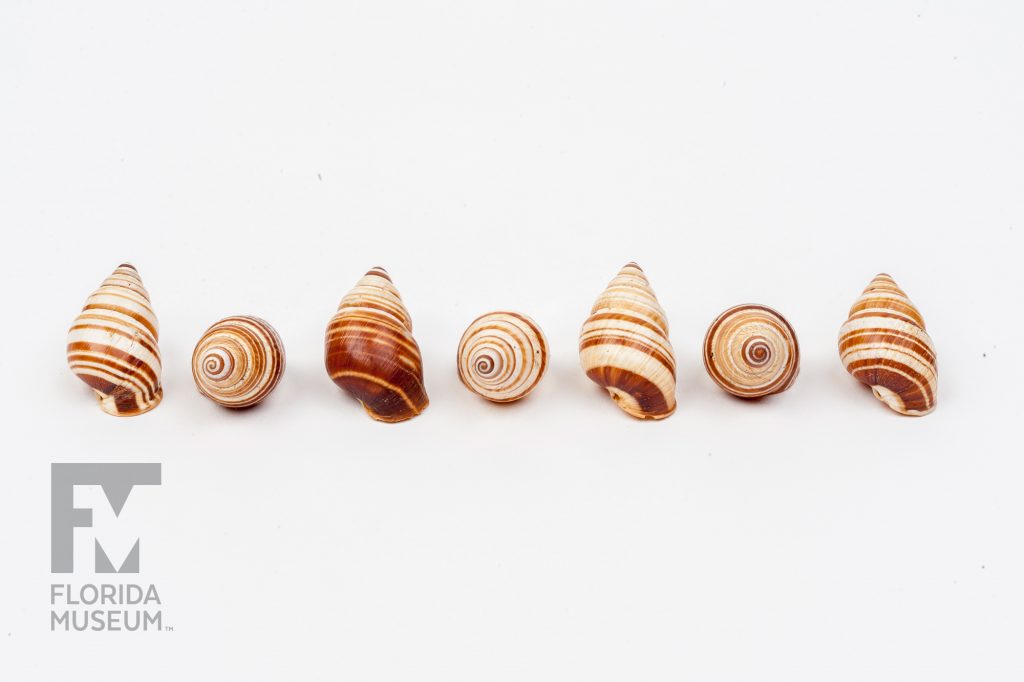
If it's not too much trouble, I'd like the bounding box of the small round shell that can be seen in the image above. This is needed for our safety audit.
[703,304,799,398]
[192,316,285,408]
[458,312,548,403]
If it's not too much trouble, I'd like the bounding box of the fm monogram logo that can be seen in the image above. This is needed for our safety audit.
[51,463,161,573]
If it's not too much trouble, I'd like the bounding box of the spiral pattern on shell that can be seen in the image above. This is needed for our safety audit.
[703,304,799,399]
[192,316,285,408]
[325,267,429,422]
[838,273,937,416]
[67,264,163,416]
[457,312,548,403]
[579,262,676,419]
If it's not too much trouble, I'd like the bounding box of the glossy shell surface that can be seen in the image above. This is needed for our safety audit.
[325,267,429,422]
[579,262,676,419]
[458,311,548,403]
[839,273,937,416]
[703,304,799,398]
[193,315,285,408]
[67,263,163,416]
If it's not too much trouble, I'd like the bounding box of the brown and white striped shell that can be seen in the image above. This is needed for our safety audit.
[457,311,548,403]
[703,304,799,399]
[839,273,937,416]
[192,316,285,408]
[66,263,162,416]
[579,262,676,419]
[325,267,429,422]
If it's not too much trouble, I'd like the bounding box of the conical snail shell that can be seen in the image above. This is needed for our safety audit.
[192,316,285,408]
[457,311,548,403]
[66,263,162,416]
[579,262,676,419]
[838,273,937,416]
[703,304,799,399]
[325,267,429,422]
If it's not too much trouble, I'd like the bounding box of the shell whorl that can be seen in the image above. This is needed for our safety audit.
[324,267,429,422]
[838,273,937,416]
[457,312,548,403]
[579,262,676,419]
[192,316,285,408]
[703,304,799,399]
[66,263,162,416]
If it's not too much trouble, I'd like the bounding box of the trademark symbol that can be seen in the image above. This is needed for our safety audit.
[163,625,174,632]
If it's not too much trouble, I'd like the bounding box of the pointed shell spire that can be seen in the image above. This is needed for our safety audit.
[579,262,676,419]
[838,273,937,416]
[66,263,163,416]
[325,267,429,422]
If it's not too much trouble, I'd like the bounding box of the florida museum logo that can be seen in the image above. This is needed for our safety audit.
[50,463,166,632]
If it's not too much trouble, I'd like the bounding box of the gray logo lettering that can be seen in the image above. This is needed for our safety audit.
[51,463,161,573]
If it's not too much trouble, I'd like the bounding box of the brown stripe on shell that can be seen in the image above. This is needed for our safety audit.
[838,273,937,416]
[66,264,162,416]
[579,262,676,419]
[325,268,428,422]
[66,342,161,388]
[68,319,160,359]
[843,359,936,413]
[838,328,936,365]
[66,353,158,406]
[578,336,675,376]
[584,366,672,418]
[82,300,159,338]
[583,311,670,341]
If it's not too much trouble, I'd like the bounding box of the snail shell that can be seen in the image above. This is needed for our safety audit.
[703,304,799,399]
[579,262,676,419]
[325,267,429,422]
[192,316,285,408]
[66,263,162,416]
[839,273,937,416]
[457,311,548,403]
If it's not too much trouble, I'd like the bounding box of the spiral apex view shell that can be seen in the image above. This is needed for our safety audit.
[458,311,548,403]
[703,304,799,399]
[579,262,676,419]
[192,316,285,408]
[325,267,429,422]
[838,273,937,416]
[66,263,163,416]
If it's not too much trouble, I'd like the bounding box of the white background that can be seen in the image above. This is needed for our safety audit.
[2,1,1022,679]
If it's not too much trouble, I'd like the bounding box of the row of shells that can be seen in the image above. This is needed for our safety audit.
[67,263,938,420]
